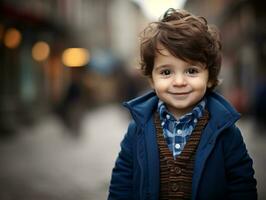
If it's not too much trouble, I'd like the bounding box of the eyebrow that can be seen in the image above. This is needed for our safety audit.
[154,63,204,70]
[188,62,206,68]
[154,64,172,70]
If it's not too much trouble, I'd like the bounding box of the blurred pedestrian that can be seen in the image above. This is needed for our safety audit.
[108,8,257,200]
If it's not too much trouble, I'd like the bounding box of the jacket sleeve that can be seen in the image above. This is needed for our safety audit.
[108,121,137,200]
[223,124,257,200]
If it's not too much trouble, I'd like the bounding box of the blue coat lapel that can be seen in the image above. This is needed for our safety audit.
[192,92,240,200]
[144,118,160,200]
[192,124,216,200]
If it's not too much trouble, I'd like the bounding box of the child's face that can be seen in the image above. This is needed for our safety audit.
[150,45,212,119]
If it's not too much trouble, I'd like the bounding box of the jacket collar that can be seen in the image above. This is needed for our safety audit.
[206,91,241,131]
[123,90,159,126]
[123,90,240,130]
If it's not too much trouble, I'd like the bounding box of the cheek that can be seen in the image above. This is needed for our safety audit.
[153,80,169,91]
[191,80,208,91]
[198,82,208,90]
[201,83,209,94]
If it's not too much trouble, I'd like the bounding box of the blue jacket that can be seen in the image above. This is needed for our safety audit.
[108,91,257,200]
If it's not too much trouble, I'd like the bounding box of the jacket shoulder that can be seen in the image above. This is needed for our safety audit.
[219,124,247,158]
[206,92,241,133]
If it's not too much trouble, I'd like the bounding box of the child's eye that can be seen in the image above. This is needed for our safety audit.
[160,69,171,76]
[186,68,199,75]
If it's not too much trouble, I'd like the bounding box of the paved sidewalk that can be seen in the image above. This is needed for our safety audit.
[0,104,129,200]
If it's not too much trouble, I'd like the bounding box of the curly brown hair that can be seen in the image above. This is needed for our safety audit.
[139,8,222,91]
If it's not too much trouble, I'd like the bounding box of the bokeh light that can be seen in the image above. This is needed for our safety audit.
[32,41,50,62]
[62,48,90,67]
[4,28,22,49]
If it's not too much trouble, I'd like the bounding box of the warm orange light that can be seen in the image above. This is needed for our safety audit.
[62,48,90,67]
[4,28,22,49]
[32,41,50,61]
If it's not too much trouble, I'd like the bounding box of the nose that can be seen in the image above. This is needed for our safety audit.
[172,74,187,87]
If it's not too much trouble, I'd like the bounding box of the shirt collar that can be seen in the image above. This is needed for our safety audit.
[157,97,206,123]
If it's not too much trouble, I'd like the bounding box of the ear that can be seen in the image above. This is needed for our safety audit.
[207,81,213,88]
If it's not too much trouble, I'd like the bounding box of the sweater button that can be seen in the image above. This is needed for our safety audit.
[167,160,174,166]
[175,167,182,175]
[171,182,180,192]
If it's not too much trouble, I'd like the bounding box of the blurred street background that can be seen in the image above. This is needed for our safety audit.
[0,0,265,199]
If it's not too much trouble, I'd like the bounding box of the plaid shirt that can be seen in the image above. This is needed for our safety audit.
[157,98,206,159]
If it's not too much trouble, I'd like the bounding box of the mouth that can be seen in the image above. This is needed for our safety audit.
[169,92,191,95]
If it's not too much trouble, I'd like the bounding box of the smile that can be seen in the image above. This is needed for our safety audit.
[169,92,191,95]
[168,92,191,100]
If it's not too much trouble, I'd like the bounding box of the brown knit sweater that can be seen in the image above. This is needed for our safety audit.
[154,110,209,200]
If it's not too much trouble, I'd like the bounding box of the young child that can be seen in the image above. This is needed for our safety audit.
[108,8,257,200]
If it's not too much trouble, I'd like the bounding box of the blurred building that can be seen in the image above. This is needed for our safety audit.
[0,0,70,134]
[0,0,148,135]
[185,0,266,122]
